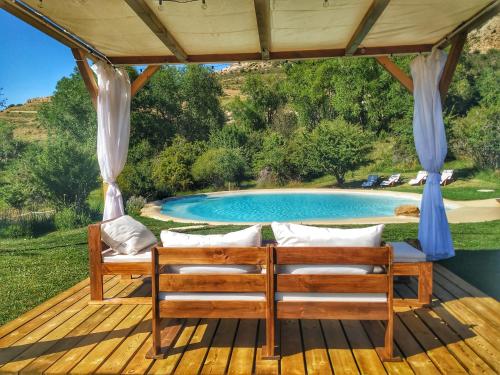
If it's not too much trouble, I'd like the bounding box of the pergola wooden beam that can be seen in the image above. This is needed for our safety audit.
[375,56,413,93]
[345,0,390,56]
[254,0,271,60]
[131,65,161,97]
[108,44,433,65]
[439,33,467,103]
[71,48,98,108]
[124,0,188,63]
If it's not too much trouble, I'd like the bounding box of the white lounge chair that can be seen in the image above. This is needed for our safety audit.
[408,171,427,186]
[441,170,454,185]
[380,174,401,187]
[361,174,379,188]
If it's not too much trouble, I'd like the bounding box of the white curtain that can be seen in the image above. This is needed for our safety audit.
[410,49,454,260]
[92,62,131,221]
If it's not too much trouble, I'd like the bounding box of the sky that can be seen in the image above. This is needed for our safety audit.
[0,9,229,106]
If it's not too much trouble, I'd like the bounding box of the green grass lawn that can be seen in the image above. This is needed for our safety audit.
[1,217,499,326]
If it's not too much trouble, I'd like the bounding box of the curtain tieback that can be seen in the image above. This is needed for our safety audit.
[426,172,441,184]
[105,181,122,199]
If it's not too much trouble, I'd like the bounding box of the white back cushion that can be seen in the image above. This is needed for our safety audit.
[271,222,384,274]
[101,215,157,256]
[160,225,262,274]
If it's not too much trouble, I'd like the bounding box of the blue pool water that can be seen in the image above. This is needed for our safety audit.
[160,192,421,223]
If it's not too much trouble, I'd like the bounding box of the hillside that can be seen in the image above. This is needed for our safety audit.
[0,97,48,141]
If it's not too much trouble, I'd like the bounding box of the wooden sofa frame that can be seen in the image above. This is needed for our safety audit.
[88,222,151,304]
[149,245,276,359]
[268,244,398,361]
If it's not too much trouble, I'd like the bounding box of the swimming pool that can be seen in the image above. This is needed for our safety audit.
[160,191,423,223]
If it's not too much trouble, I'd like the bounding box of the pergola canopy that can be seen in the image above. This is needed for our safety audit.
[1,0,498,65]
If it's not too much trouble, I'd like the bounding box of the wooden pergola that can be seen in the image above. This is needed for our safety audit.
[1,0,498,106]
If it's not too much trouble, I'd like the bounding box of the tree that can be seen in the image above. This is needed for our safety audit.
[451,106,500,169]
[38,68,97,150]
[0,121,24,170]
[253,132,294,184]
[192,148,247,189]
[151,136,205,195]
[0,88,6,109]
[2,136,99,208]
[311,119,373,185]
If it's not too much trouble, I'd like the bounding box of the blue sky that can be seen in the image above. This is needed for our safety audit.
[0,9,228,106]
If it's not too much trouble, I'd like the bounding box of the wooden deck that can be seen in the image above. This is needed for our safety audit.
[0,264,498,374]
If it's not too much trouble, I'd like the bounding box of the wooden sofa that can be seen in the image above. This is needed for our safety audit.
[149,245,276,359]
[88,222,152,304]
[268,244,397,361]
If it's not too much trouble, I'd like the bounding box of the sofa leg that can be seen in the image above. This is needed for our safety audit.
[262,318,279,360]
[147,318,183,359]
[377,319,401,362]
[419,263,433,305]
[90,273,104,302]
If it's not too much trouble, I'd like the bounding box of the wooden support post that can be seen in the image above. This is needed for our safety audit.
[345,0,390,56]
[375,56,413,93]
[131,65,161,97]
[254,0,271,60]
[124,0,188,62]
[439,33,467,103]
[72,48,98,108]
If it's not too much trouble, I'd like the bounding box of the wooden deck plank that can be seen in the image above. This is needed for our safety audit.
[19,281,142,374]
[406,278,500,372]
[280,320,306,375]
[254,319,279,374]
[0,276,119,353]
[301,319,332,374]
[200,318,239,375]
[0,277,94,340]
[173,318,219,374]
[121,334,155,374]
[321,320,360,375]
[0,278,123,369]
[94,311,153,374]
[68,304,151,374]
[45,304,137,374]
[341,320,386,375]
[433,271,500,329]
[361,320,414,375]
[227,319,259,375]
[147,318,199,374]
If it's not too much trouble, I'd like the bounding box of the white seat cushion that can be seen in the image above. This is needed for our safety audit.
[102,248,151,263]
[159,292,265,301]
[390,242,427,262]
[101,215,157,255]
[272,222,384,274]
[275,293,387,302]
[160,225,262,274]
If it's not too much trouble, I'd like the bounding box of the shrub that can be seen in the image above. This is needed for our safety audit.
[54,206,92,231]
[192,148,247,189]
[152,136,205,195]
[0,209,55,238]
[311,119,373,185]
[253,132,293,185]
[126,195,147,216]
[451,106,500,169]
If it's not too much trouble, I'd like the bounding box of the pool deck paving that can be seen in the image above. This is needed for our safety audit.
[142,189,500,225]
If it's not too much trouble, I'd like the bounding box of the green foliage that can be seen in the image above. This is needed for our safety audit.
[451,105,500,169]
[54,205,92,231]
[131,65,224,149]
[311,119,373,185]
[0,120,24,169]
[152,136,205,195]
[192,148,247,188]
[38,69,96,150]
[283,58,412,132]
[389,118,418,166]
[118,140,157,199]
[253,132,293,185]
[126,195,147,216]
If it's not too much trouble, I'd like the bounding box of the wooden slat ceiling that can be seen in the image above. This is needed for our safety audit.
[0,0,498,65]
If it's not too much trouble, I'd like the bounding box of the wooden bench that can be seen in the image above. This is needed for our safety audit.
[392,240,433,306]
[88,223,151,304]
[149,245,276,359]
[269,244,398,361]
